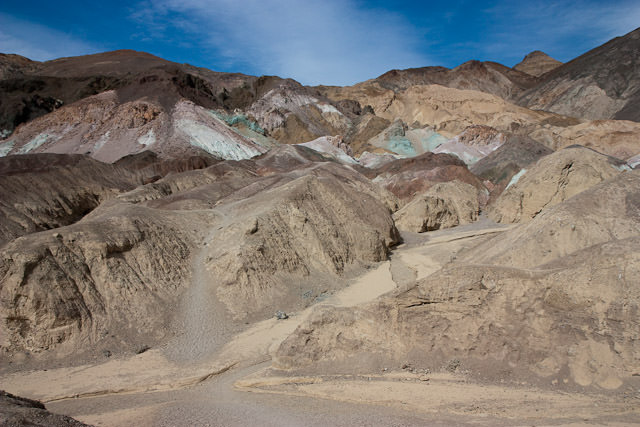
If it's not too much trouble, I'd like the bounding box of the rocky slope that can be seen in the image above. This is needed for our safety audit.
[471,170,640,267]
[0,150,399,361]
[0,154,145,246]
[203,162,399,320]
[274,171,640,390]
[488,145,629,223]
[366,151,486,204]
[346,59,539,101]
[0,50,363,162]
[0,390,89,426]
[519,27,640,121]
[470,134,554,198]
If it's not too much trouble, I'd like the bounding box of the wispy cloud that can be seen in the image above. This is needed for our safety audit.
[132,0,430,85]
[0,13,100,61]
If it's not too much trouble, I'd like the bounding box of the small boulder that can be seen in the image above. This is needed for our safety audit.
[275,311,289,320]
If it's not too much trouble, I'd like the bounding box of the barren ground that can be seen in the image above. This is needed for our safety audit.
[2,218,638,426]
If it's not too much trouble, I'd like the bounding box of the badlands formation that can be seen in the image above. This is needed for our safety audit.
[0,28,639,426]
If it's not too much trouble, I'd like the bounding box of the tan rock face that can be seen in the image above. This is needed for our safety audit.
[274,171,640,389]
[205,162,400,319]
[275,237,640,389]
[0,203,198,356]
[488,146,628,223]
[513,51,563,77]
[393,181,479,232]
[470,170,640,268]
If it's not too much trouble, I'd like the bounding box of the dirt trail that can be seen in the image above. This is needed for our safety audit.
[162,208,239,364]
[235,369,638,425]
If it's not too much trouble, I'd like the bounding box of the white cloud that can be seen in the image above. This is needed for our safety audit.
[133,0,431,85]
[0,13,99,61]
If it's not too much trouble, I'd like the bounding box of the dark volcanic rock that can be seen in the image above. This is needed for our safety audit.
[470,134,554,198]
[0,390,89,426]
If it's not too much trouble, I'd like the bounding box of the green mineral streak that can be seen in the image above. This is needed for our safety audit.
[211,111,265,135]
[387,136,417,157]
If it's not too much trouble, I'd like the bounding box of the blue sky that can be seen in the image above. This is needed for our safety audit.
[1,0,639,85]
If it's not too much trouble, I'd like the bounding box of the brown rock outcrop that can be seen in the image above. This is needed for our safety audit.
[488,145,628,223]
[470,134,553,187]
[0,390,89,426]
[393,181,479,232]
[0,154,147,246]
[369,151,485,204]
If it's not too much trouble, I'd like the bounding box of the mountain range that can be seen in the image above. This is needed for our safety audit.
[0,26,639,427]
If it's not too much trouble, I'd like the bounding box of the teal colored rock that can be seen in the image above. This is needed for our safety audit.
[387,136,417,157]
[211,111,265,135]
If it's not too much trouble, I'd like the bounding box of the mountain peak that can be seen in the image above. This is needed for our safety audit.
[513,51,562,77]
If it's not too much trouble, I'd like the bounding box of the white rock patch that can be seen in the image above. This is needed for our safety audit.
[178,119,262,160]
[94,131,111,151]
[137,129,156,147]
[17,133,50,154]
[0,140,15,157]
[506,169,527,190]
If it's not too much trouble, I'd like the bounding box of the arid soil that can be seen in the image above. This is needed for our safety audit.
[3,220,638,426]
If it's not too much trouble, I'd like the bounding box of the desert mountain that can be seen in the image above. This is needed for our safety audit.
[0,50,360,162]
[1,27,640,426]
[519,27,640,121]
[359,59,539,100]
[3,36,640,166]
[513,50,563,77]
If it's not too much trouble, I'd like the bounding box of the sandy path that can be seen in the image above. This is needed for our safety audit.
[163,208,239,363]
[51,363,462,427]
[235,370,639,425]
